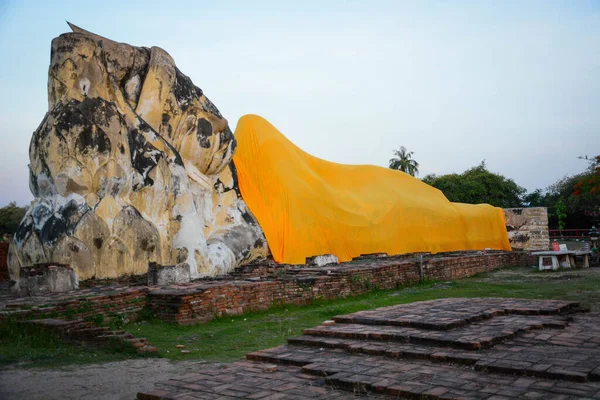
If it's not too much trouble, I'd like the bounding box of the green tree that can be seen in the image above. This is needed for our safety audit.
[421,161,526,208]
[523,189,544,207]
[0,202,28,236]
[574,155,600,200]
[555,199,567,231]
[389,146,419,177]
[524,156,600,229]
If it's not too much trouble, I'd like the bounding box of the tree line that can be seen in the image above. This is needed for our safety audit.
[389,147,600,229]
[0,202,28,237]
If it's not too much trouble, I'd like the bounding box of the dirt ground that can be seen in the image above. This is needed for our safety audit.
[0,359,219,400]
[475,264,600,282]
[471,266,600,311]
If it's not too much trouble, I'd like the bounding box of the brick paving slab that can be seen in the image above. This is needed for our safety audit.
[255,336,600,383]
[509,313,600,349]
[139,298,600,399]
[299,356,600,399]
[333,298,580,330]
[304,314,571,350]
[138,362,388,399]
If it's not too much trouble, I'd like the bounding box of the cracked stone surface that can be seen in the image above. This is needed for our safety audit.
[9,23,268,285]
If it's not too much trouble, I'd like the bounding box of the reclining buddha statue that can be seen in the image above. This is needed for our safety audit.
[7,24,510,286]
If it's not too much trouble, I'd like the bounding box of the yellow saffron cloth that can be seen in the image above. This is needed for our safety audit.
[233,115,511,264]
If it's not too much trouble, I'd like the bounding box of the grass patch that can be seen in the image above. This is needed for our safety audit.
[0,321,145,368]
[130,267,600,362]
[3,266,600,367]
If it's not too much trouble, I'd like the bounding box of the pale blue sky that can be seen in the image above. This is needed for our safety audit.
[0,0,598,206]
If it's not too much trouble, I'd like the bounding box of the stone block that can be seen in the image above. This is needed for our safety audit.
[358,253,388,258]
[263,364,278,373]
[306,254,338,266]
[17,264,78,295]
[147,262,191,286]
[504,207,549,251]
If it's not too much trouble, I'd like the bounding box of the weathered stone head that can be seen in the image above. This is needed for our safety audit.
[9,23,268,287]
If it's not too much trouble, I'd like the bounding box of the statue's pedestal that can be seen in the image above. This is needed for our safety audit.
[17,265,79,295]
[147,262,191,286]
[306,254,338,267]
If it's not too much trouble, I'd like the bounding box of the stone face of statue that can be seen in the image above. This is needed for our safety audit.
[8,24,269,286]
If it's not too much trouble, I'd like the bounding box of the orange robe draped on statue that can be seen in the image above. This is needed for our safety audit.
[233,115,511,264]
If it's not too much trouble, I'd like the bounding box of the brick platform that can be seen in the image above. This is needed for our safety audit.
[139,298,600,399]
[1,251,534,327]
[25,318,157,354]
[0,284,147,323]
[0,285,156,354]
[147,251,535,325]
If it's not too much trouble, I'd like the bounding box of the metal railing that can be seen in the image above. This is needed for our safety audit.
[549,229,592,239]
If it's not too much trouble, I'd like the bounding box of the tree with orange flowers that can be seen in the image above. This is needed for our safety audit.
[521,155,599,229]
[574,155,600,198]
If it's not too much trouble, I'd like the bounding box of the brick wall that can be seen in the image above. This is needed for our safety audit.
[0,288,147,323]
[148,251,535,325]
[504,207,550,251]
[2,251,536,326]
[0,242,9,282]
[423,252,534,281]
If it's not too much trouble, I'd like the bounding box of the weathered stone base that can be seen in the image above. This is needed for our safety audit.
[140,298,600,399]
[305,254,338,266]
[504,207,550,251]
[17,264,78,296]
[147,262,191,286]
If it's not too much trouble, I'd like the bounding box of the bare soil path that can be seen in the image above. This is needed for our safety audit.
[0,359,218,400]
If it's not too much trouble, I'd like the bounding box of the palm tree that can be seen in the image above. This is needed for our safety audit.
[389,146,419,176]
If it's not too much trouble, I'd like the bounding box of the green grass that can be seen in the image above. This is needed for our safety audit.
[3,265,600,367]
[0,321,148,368]
[130,266,600,362]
